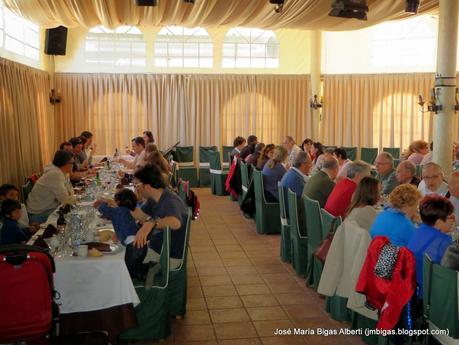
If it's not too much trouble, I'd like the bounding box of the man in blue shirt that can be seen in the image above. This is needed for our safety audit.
[132,164,188,269]
[280,151,312,198]
[407,195,454,293]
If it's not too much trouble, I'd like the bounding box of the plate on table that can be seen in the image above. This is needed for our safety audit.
[79,201,94,207]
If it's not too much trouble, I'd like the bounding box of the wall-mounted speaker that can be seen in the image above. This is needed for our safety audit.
[44,26,68,55]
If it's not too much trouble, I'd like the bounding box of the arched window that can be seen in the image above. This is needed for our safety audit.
[0,3,39,61]
[222,28,279,69]
[85,25,146,67]
[154,26,213,68]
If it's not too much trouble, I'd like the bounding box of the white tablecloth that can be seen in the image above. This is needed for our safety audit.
[54,249,140,314]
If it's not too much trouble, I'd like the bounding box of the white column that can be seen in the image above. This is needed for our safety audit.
[433,0,458,174]
[310,30,322,140]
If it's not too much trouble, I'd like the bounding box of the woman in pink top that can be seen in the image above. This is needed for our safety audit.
[403,140,429,165]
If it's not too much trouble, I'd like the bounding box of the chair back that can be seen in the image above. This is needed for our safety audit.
[21,180,33,204]
[278,183,287,220]
[288,189,306,239]
[156,228,171,289]
[208,150,222,171]
[199,146,218,164]
[422,255,459,338]
[302,195,324,248]
[320,209,342,237]
[416,164,422,178]
[383,147,400,159]
[342,147,357,161]
[253,169,268,204]
[240,162,250,194]
[393,158,400,168]
[174,146,194,163]
[360,148,378,165]
[222,146,233,163]
[172,209,192,272]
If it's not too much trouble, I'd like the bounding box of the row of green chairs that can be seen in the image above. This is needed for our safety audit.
[324,147,400,165]
[121,208,192,341]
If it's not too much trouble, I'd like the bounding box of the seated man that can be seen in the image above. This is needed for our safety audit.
[282,136,302,169]
[304,157,339,208]
[118,137,147,170]
[280,151,312,198]
[325,160,371,217]
[132,164,188,270]
[396,160,420,187]
[375,152,398,195]
[418,162,448,197]
[407,195,454,293]
[27,150,75,224]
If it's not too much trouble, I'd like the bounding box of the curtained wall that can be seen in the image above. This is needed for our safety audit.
[0,58,53,187]
[54,73,312,156]
[322,73,437,151]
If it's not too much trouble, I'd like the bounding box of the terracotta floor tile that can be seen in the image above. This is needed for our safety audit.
[267,282,307,294]
[261,337,306,345]
[197,266,229,276]
[206,296,243,309]
[254,265,289,274]
[188,286,204,298]
[182,310,212,325]
[219,339,263,345]
[175,342,218,345]
[261,273,296,283]
[217,245,245,252]
[188,275,201,287]
[200,274,232,286]
[236,284,271,296]
[253,320,295,337]
[202,284,238,297]
[246,306,289,321]
[195,260,226,268]
[191,245,218,253]
[214,322,258,340]
[173,324,216,341]
[241,294,280,308]
[220,251,250,259]
[283,304,328,320]
[226,266,258,275]
[209,308,251,323]
[274,293,316,306]
[231,274,264,285]
[187,297,207,311]
[223,258,254,267]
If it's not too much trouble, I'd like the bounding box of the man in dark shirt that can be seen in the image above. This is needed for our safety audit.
[132,164,188,269]
[240,135,258,161]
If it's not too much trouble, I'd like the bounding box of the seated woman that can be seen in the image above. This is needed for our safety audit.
[262,146,288,202]
[145,153,171,186]
[231,136,246,158]
[245,142,265,166]
[345,176,380,231]
[370,184,422,246]
[0,199,37,245]
[407,195,454,292]
[143,130,155,145]
[256,144,275,170]
[301,138,314,160]
[402,140,429,165]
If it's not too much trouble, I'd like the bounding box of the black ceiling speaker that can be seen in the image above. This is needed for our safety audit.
[329,0,369,20]
[44,26,68,55]
[135,0,158,5]
[405,0,420,13]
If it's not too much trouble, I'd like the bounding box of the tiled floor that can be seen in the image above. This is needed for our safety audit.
[148,188,366,345]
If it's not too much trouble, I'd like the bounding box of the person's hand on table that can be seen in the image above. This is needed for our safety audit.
[133,222,155,248]
[93,200,103,209]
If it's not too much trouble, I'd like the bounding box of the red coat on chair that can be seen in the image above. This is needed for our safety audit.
[355,236,416,330]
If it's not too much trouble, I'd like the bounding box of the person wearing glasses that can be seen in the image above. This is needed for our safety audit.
[27,150,75,224]
[418,162,448,197]
[374,152,398,195]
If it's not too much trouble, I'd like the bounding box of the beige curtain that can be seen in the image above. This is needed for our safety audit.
[322,73,435,151]
[54,73,312,156]
[4,0,438,30]
[0,58,53,188]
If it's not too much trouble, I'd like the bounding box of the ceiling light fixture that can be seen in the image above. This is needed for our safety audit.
[328,0,369,20]
[405,0,420,13]
[269,0,285,13]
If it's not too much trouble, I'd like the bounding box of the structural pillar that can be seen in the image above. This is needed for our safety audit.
[310,30,322,140]
[433,0,458,174]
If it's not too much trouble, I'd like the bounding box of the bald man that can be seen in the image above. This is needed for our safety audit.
[418,162,449,197]
[448,171,459,223]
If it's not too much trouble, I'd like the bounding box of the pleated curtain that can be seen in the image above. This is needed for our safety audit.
[54,74,313,156]
[0,58,53,188]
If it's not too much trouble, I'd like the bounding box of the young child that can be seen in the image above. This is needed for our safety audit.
[0,199,37,245]
[0,184,30,228]
[94,189,147,280]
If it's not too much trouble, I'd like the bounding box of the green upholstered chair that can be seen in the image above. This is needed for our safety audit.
[423,255,459,340]
[120,228,171,341]
[383,147,400,159]
[360,148,378,165]
[342,147,357,161]
[21,180,33,203]
[208,150,229,196]
[174,146,198,187]
[168,209,192,318]
[240,162,250,200]
[199,146,217,187]
[252,169,281,234]
[416,164,422,178]
[278,184,291,263]
[393,159,400,168]
[302,195,325,289]
[288,189,309,277]
[222,146,233,169]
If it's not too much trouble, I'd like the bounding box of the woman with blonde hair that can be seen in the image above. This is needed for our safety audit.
[370,184,422,246]
[144,150,171,186]
[401,140,429,165]
[261,145,288,202]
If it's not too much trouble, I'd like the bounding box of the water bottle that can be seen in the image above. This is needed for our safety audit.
[57,210,67,233]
